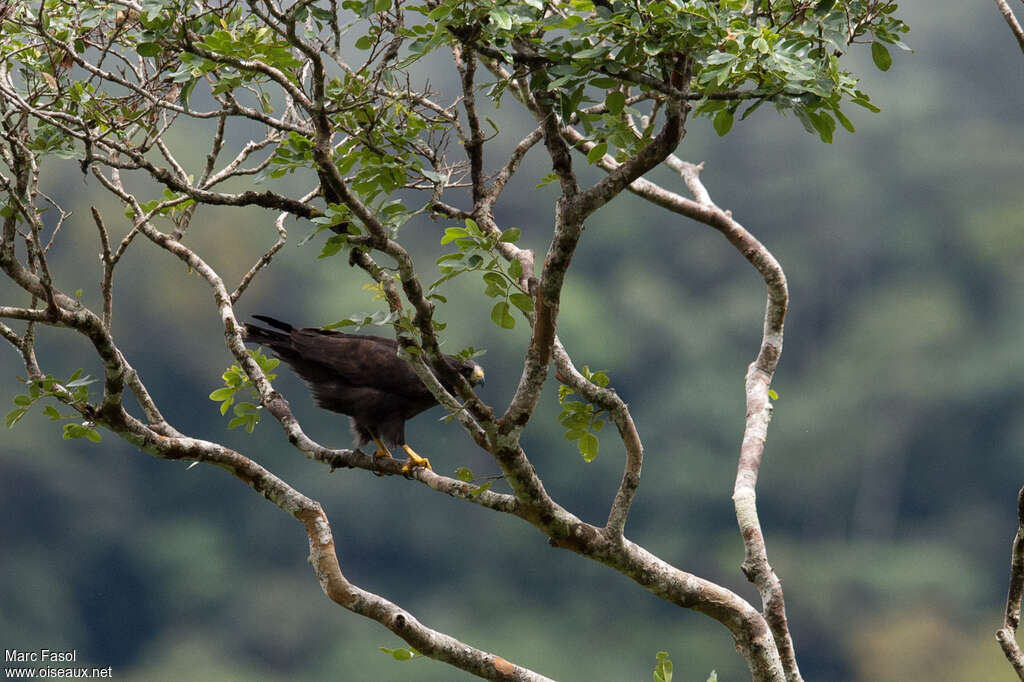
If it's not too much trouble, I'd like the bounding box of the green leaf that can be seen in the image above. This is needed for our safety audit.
[233,401,258,416]
[489,9,513,30]
[587,141,608,164]
[43,405,62,420]
[871,41,892,71]
[768,388,779,400]
[482,271,507,290]
[713,109,734,136]
[809,110,836,143]
[469,480,493,498]
[833,107,855,133]
[137,42,162,57]
[5,408,27,428]
[572,46,608,60]
[814,0,836,15]
[455,466,474,482]
[441,227,469,244]
[490,301,515,329]
[578,433,599,462]
[499,227,522,243]
[654,651,674,682]
[851,96,881,113]
[379,647,419,661]
[62,423,101,442]
[605,90,626,115]
[209,387,235,401]
[13,394,32,407]
[509,292,534,313]
[228,415,250,430]
[318,234,348,258]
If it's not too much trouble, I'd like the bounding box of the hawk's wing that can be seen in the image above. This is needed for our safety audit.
[286,328,434,400]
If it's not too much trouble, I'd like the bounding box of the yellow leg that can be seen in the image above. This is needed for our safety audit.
[371,435,394,460]
[400,444,432,473]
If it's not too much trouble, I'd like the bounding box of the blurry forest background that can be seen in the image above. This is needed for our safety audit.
[2,3,1024,681]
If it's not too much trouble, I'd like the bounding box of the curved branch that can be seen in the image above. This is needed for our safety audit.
[552,338,643,537]
[107,400,550,681]
[559,127,799,680]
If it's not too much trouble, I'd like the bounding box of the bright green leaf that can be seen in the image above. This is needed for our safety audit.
[209,387,235,401]
[379,646,419,660]
[578,433,599,462]
[469,481,493,498]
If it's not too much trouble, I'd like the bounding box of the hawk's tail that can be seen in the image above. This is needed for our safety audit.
[243,315,293,347]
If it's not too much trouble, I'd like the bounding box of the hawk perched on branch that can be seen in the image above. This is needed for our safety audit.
[243,315,484,472]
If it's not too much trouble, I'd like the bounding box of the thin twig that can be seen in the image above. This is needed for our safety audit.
[91,207,115,329]
[998,485,1024,679]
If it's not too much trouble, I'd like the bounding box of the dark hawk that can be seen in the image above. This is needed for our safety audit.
[243,315,484,472]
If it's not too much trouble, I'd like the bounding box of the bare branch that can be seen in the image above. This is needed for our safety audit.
[90,207,115,329]
[999,485,1024,680]
[994,0,1024,55]
[454,43,486,205]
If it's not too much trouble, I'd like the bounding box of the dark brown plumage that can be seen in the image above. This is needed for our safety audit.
[243,315,484,471]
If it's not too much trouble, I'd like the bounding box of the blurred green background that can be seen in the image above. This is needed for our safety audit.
[2,3,1023,680]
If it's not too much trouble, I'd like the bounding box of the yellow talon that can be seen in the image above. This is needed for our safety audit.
[400,444,431,473]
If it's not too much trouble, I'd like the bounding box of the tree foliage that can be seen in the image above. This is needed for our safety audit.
[0,1,908,680]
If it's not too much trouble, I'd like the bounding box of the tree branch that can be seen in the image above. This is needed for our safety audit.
[998,485,1024,680]
[994,0,1024,55]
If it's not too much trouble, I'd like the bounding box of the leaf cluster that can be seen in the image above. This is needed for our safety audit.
[653,651,673,682]
[397,0,908,145]
[454,465,495,498]
[208,349,279,433]
[557,366,610,462]
[432,219,532,330]
[5,370,101,441]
